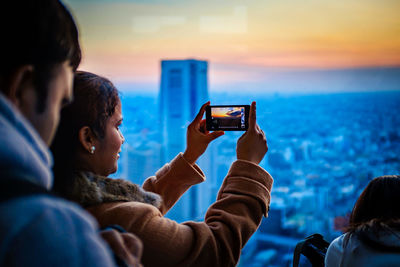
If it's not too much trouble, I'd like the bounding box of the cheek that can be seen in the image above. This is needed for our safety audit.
[40,102,61,145]
[112,130,123,150]
[109,131,122,172]
[47,100,62,140]
[47,111,59,138]
[103,130,123,158]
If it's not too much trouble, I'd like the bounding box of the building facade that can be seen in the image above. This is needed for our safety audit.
[159,59,212,221]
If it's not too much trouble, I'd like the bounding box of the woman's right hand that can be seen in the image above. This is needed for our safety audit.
[236,101,268,164]
[183,101,224,165]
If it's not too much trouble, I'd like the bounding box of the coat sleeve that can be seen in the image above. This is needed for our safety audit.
[142,153,205,214]
[87,160,273,267]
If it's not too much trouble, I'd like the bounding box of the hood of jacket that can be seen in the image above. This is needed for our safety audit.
[345,220,400,250]
[67,171,161,208]
[357,228,400,250]
[0,93,52,188]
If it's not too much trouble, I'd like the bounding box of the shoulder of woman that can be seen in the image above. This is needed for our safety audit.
[86,201,163,229]
[87,201,161,217]
[329,234,346,249]
[325,234,347,266]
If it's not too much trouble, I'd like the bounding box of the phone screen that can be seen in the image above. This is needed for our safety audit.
[206,105,249,131]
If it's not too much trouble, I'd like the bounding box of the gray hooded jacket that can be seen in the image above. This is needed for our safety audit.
[326,231,400,267]
[0,93,116,266]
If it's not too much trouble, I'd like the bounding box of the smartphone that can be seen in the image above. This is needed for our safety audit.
[206,105,250,131]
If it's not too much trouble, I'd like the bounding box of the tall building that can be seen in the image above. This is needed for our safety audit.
[159,59,211,221]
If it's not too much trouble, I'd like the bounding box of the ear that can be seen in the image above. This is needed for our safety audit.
[78,126,97,154]
[4,65,35,109]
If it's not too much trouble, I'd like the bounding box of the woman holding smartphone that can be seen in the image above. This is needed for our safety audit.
[51,70,273,267]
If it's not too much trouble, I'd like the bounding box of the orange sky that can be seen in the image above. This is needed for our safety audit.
[64,0,400,91]
[212,107,243,118]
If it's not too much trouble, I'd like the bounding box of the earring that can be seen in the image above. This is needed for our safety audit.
[90,146,96,154]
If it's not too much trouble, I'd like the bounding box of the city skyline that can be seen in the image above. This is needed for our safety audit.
[113,90,400,266]
[59,2,400,264]
[64,0,400,93]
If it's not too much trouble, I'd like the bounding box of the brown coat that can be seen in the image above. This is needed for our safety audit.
[73,153,273,267]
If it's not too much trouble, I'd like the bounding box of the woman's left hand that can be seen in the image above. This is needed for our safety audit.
[183,101,224,165]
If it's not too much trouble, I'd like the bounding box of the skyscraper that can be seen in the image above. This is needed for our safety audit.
[159,59,210,221]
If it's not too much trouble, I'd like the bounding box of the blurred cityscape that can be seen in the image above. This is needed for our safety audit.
[113,64,400,266]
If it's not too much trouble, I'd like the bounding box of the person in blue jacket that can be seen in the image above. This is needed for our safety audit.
[0,1,141,266]
[326,175,400,266]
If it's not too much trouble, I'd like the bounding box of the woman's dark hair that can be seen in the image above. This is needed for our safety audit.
[0,0,81,113]
[346,175,400,236]
[345,175,400,250]
[51,71,120,196]
[349,175,400,228]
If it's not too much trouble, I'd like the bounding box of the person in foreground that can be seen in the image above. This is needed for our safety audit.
[325,175,400,267]
[51,70,273,267]
[0,1,142,266]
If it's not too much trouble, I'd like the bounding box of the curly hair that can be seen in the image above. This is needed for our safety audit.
[51,71,120,195]
[69,71,120,139]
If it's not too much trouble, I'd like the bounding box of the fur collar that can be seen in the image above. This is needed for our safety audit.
[68,171,161,208]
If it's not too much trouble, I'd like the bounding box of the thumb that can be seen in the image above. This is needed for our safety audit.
[207,131,224,142]
[248,101,256,131]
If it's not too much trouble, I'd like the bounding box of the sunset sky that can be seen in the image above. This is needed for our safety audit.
[64,0,400,93]
[212,107,243,118]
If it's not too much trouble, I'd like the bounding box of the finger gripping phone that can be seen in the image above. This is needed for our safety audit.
[206,105,250,131]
